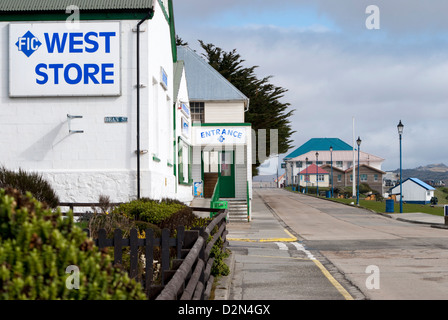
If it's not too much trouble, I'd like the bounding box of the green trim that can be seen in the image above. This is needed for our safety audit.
[173,104,177,177]
[157,0,170,22]
[192,122,251,127]
[177,137,193,186]
[153,155,161,162]
[167,0,177,63]
[167,162,173,167]
[0,10,154,21]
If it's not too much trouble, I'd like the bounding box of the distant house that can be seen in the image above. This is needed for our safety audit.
[275,173,286,187]
[284,137,385,194]
[390,178,435,204]
[344,165,386,195]
[297,164,330,188]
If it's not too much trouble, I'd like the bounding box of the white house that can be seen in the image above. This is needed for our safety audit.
[177,45,252,220]
[0,1,192,203]
[284,138,384,186]
[390,178,435,204]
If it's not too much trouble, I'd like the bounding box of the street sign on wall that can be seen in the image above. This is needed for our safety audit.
[9,22,121,97]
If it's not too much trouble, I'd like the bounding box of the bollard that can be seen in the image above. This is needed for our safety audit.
[444,205,448,225]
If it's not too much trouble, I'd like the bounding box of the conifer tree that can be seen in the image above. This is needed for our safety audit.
[198,40,295,175]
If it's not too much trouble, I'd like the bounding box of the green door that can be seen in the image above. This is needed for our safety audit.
[219,151,235,198]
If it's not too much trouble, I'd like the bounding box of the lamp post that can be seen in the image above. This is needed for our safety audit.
[315,152,319,196]
[397,120,404,213]
[356,137,361,206]
[305,157,309,194]
[330,146,333,198]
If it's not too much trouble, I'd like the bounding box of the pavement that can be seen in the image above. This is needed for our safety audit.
[212,190,448,300]
[388,211,447,227]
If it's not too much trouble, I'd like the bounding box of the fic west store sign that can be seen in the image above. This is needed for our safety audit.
[9,22,121,97]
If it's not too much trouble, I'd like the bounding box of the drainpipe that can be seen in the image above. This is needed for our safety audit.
[136,9,153,199]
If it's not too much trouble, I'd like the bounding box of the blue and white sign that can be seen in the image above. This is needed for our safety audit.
[195,126,247,145]
[160,67,168,90]
[179,102,190,118]
[193,181,203,197]
[9,22,121,97]
[181,117,189,137]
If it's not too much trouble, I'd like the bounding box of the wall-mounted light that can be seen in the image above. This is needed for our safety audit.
[67,114,84,133]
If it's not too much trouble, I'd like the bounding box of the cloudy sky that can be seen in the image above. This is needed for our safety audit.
[173,0,448,174]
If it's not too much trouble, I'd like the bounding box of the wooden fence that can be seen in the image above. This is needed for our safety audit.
[83,207,228,300]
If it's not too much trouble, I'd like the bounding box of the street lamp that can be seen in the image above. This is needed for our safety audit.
[356,136,362,206]
[398,120,404,213]
[290,161,294,189]
[330,146,333,198]
[316,152,319,196]
[305,157,308,194]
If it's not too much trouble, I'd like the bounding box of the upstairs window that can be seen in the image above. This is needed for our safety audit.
[190,102,204,123]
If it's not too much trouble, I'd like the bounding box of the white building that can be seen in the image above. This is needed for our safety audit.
[177,45,252,220]
[0,1,193,203]
[284,138,385,194]
[390,178,435,204]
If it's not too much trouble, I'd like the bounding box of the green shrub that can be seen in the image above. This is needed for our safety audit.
[0,166,59,208]
[0,188,146,300]
[112,198,185,225]
[209,237,229,277]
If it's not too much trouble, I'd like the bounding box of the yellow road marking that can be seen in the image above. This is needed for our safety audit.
[312,259,354,300]
[227,229,297,243]
[227,229,354,300]
[249,254,309,261]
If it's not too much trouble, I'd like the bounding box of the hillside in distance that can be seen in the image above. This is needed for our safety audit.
[393,163,448,182]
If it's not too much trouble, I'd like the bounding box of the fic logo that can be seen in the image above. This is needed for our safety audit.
[15,31,42,57]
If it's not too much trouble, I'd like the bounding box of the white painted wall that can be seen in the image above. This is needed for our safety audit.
[395,180,434,203]
[204,102,245,123]
[0,2,181,203]
[174,65,194,203]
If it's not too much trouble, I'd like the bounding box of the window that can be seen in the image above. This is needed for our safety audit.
[221,152,232,177]
[296,161,302,168]
[337,174,342,182]
[190,102,204,123]
[336,161,343,167]
[361,174,368,182]
[374,174,378,182]
[178,138,192,185]
[318,174,325,182]
[203,150,219,173]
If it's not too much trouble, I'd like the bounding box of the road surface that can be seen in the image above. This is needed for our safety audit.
[222,188,448,300]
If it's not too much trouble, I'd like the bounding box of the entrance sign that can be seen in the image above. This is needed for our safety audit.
[9,22,121,97]
[195,126,247,145]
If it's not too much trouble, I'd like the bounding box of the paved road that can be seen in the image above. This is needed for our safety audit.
[217,189,364,300]
[216,188,448,300]
[254,188,448,300]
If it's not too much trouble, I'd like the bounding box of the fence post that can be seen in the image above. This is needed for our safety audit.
[176,226,184,259]
[161,228,170,285]
[98,229,107,250]
[113,228,123,266]
[129,228,138,279]
[145,228,154,294]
